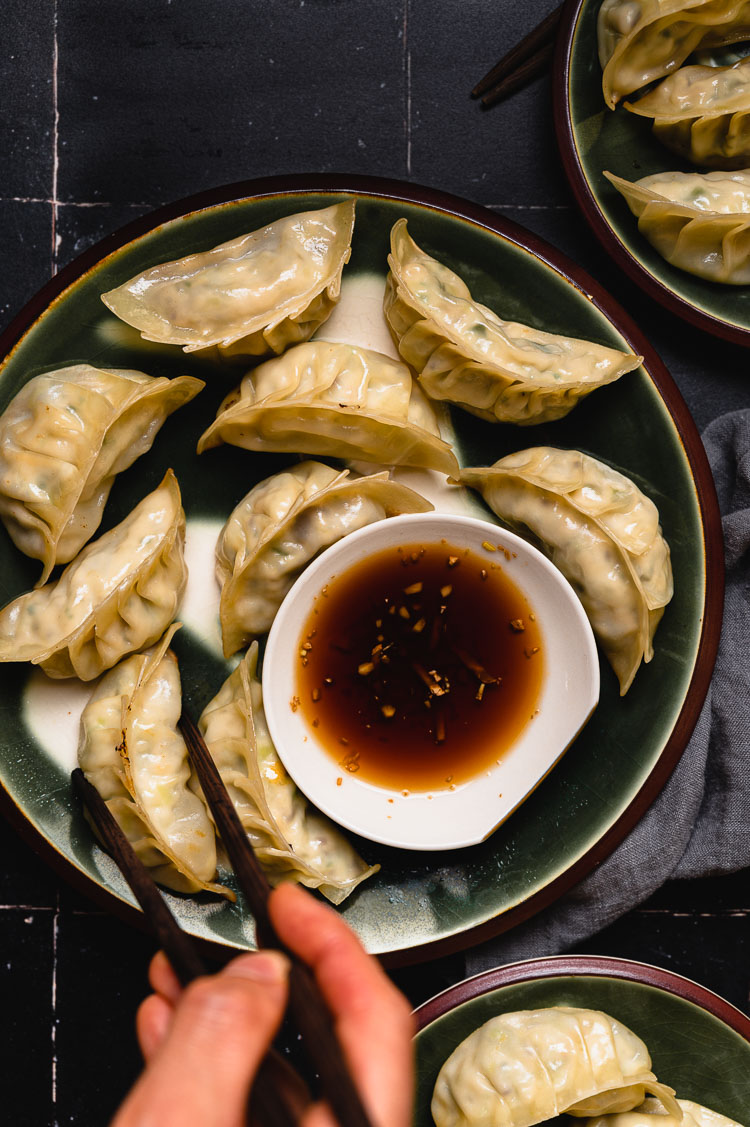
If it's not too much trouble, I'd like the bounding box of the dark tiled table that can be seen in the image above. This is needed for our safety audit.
[1,2,748,1123]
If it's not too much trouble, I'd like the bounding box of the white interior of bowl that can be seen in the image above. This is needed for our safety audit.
[263,512,600,850]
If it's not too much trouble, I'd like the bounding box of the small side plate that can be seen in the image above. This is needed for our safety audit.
[555,0,750,346]
[414,956,750,1125]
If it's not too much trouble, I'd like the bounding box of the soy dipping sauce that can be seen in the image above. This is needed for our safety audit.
[296,540,544,793]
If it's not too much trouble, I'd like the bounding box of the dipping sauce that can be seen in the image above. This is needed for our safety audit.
[296,540,544,792]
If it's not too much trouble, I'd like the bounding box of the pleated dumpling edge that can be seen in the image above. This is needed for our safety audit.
[101,199,356,358]
[383,219,641,426]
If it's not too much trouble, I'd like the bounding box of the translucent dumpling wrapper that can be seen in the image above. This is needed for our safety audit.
[216,460,433,656]
[598,0,750,109]
[0,469,187,680]
[458,447,673,695]
[78,625,227,896]
[196,643,378,903]
[197,339,459,474]
[0,364,202,585]
[605,168,750,283]
[583,1095,746,1126]
[432,1006,681,1127]
[382,220,640,426]
[101,200,356,358]
[625,61,750,168]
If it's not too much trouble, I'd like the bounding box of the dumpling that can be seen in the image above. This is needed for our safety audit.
[383,220,640,426]
[78,625,227,896]
[458,448,673,695]
[432,1007,681,1127]
[0,469,186,680]
[582,1095,745,1125]
[598,0,750,110]
[0,363,202,584]
[605,168,750,283]
[197,643,378,903]
[624,61,750,169]
[196,339,459,474]
[101,201,355,358]
[216,460,432,656]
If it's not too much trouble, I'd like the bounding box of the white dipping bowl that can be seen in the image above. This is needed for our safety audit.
[263,512,599,851]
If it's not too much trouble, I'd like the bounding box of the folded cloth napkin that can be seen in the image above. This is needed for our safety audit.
[466,410,750,971]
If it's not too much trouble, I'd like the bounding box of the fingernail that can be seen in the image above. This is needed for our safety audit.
[224,951,289,985]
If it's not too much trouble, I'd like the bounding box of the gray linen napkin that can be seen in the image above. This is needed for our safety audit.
[466,410,750,972]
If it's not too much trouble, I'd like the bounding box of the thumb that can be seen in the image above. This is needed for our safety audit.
[114,951,289,1127]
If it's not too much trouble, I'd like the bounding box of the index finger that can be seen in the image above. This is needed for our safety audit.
[268,883,415,1127]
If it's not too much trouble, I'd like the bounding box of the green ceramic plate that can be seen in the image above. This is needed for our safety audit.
[414,956,750,1125]
[0,175,722,964]
[556,0,750,346]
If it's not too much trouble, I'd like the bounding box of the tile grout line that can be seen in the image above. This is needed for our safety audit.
[0,904,56,911]
[638,907,750,918]
[404,0,411,176]
[50,0,60,275]
[2,196,153,208]
[2,903,749,916]
[1,197,573,212]
[51,892,59,1123]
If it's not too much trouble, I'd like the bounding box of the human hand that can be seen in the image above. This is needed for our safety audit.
[111,882,415,1127]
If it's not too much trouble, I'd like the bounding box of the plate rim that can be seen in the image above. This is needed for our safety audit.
[553,0,750,348]
[0,173,725,965]
[414,953,750,1038]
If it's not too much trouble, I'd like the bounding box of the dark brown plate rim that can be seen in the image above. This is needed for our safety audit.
[0,173,725,966]
[553,0,750,348]
[414,953,750,1038]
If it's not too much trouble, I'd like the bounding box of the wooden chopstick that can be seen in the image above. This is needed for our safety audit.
[179,711,377,1127]
[71,768,310,1127]
[472,3,561,107]
[72,768,207,983]
[480,41,556,107]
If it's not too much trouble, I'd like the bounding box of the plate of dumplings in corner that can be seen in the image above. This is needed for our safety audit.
[414,955,750,1126]
[555,0,750,346]
[0,173,722,964]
